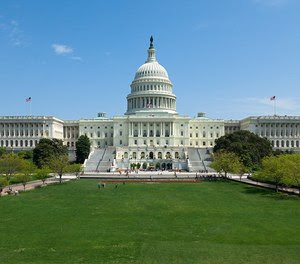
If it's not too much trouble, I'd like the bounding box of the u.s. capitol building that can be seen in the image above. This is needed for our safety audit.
[1,37,300,171]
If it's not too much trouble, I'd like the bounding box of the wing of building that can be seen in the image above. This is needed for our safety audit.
[1,37,299,172]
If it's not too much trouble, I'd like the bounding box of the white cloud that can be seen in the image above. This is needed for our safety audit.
[8,19,25,46]
[52,44,73,55]
[70,56,82,61]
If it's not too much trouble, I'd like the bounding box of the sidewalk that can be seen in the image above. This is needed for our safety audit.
[229,176,299,195]
[1,177,68,196]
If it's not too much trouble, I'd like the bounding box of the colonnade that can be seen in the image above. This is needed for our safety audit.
[256,123,300,138]
[0,123,48,138]
[127,97,176,111]
[129,121,174,138]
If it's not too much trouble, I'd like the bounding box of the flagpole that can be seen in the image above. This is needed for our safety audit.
[274,98,276,116]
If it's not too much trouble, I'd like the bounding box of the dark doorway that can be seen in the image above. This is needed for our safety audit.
[149,152,154,159]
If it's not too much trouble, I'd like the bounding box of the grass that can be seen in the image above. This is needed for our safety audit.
[0,180,299,264]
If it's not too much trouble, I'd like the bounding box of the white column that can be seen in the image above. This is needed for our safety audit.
[147,122,149,137]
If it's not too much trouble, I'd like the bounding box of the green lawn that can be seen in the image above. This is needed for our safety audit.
[0,180,299,264]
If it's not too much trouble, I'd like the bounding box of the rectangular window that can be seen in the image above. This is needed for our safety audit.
[120,140,122,145]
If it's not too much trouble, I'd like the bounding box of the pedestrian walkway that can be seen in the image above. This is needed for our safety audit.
[1,177,67,196]
[229,176,299,195]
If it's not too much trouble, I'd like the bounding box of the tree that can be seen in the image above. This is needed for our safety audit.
[0,177,9,196]
[213,130,273,170]
[136,163,141,169]
[0,147,7,158]
[253,155,286,192]
[33,139,67,168]
[15,161,36,191]
[36,167,51,185]
[211,151,243,178]
[17,150,33,160]
[155,162,161,169]
[49,155,69,183]
[281,154,300,196]
[0,154,24,184]
[67,163,82,179]
[142,162,147,170]
[76,135,91,164]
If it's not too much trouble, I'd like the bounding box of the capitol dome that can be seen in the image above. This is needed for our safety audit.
[126,36,177,115]
[134,61,169,80]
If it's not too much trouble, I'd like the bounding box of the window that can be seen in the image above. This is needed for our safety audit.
[203,141,206,146]
[98,132,100,137]
[120,140,122,145]
[90,133,93,137]
[120,131,122,136]
[105,133,107,138]
[134,140,137,144]
[181,131,183,136]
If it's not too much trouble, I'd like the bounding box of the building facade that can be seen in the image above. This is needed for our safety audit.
[0,37,300,170]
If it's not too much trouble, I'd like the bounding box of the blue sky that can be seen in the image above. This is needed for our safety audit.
[1,0,300,120]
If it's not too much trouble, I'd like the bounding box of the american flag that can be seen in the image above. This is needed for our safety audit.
[270,96,276,101]
[26,97,31,102]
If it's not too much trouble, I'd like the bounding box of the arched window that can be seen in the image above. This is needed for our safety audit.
[132,152,136,159]
[175,152,179,159]
[124,152,128,159]
[158,152,162,159]
[141,152,145,159]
